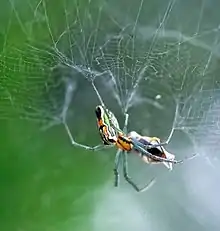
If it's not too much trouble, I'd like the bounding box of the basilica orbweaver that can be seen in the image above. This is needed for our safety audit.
[64,82,195,192]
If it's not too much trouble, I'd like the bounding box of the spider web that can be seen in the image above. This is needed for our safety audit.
[1,0,219,146]
[1,0,220,230]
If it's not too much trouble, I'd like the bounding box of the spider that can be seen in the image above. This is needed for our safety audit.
[64,82,195,192]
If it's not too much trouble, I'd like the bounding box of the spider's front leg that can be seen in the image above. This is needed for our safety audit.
[64,122,109,151]
[122,151,156,192]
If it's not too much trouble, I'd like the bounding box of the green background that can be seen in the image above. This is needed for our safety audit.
[1,0,220,231]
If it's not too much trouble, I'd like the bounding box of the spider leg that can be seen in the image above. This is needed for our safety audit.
[164,126,175,144]
[146,141,169,149]
[135,139,197,164]
[64,122,109,151]
[122,151,156,192]
[146,126,175,149]
[123,113,129,133]
[114,149,122,187]
[131,138,183,164]
[91,82,105,108]
[182,153,198,161]
[89,144,114,151]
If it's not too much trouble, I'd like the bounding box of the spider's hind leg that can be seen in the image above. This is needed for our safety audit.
[122,151,156,192]
[114,149,122,187]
